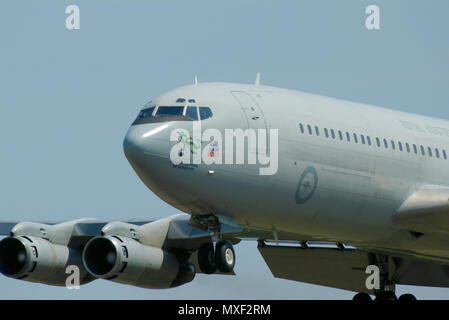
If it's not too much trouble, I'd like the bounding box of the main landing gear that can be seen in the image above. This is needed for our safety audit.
[352,291,417,301]
[352,254,417,301]
[191,214,236,274]
[352,291,399,301]
[198,240,236,274]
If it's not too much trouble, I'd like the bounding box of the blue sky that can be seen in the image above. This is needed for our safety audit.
[0,0,448,299]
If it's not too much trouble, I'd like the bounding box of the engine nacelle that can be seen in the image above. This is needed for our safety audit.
[83,235,195,288]
[0,236,92,286]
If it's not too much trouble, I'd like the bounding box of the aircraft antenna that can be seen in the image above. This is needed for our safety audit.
[254,72,261,86]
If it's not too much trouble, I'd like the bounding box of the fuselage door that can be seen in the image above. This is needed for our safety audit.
[231,91,268,154]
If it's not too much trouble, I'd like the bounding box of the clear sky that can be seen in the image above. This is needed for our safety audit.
[0,0,448,299]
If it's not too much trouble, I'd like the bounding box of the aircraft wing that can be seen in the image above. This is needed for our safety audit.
[393,188,449,235]
[4,212,449,293]
[0,222,17,236]
[0,215,244,248]
[0,220,152,240]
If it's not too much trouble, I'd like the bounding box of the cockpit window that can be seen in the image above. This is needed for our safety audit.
[155,106,184,117]
[185,106,198,120]
[199,107,213,120]
[136,106,155,120]
[132,105,213,125]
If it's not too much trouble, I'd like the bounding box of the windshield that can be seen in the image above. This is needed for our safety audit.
[136,106,155,120]
[132,105,212,125]
[199,107,213,120]
[155,106,184,117]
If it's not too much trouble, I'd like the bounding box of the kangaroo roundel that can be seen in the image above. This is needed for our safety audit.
[295,166,318,204]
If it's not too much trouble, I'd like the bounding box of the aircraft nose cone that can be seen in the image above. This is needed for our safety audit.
[123,127,144,164]
[123,124,171,166]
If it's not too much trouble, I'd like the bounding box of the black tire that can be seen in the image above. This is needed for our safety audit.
[352,292,372,301]
[215,241,235,273]
[375,291,397,301]
[398,293,417,301]
[198,242,217,274]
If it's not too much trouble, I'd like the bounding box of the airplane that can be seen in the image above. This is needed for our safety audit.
[1,76,449,301]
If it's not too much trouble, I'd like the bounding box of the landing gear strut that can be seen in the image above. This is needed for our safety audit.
[193,215,236,274]
[352,254,417,301]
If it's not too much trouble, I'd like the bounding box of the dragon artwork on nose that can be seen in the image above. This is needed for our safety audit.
[176,131,201,158]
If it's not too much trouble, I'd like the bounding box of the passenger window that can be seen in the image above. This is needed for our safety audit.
[315,126,320,136]
[361,135,365,144]
[185,106,198,120]
[331,129,336,139]
[353,133,358,143]
[391,140,395,150]
[299,123,305,134]
[420,145,425,156]
[435,148,440,158]
[413,144,418,154]
[398,141,403,151]
[346,132,351,142]
[428,147,432,157]
[338,130,343,140]
[376,137,381,147]
[307,125,313,135]
[406,143,410,153]
[199,107,213,120]
[444,150,448,159]
[383,139,388,149]
[324,128,329,138]
[367,136,372,146]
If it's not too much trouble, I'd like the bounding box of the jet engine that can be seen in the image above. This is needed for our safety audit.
[0,235,91,286]
[83,235,195,288]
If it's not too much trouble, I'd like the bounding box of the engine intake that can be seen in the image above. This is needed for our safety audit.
[0,236,91,286]
[83,235,195,288]
[0,237,29,277]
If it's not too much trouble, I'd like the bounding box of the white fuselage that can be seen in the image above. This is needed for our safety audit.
[123,82,449,263]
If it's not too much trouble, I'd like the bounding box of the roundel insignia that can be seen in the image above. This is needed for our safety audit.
[295,166,318,204]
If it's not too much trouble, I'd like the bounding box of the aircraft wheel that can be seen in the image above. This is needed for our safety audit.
[352,292,372,301]
[375,291,397,301]
[215,241,235,273]
[398,293,417,301]
[198,242,217,274]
